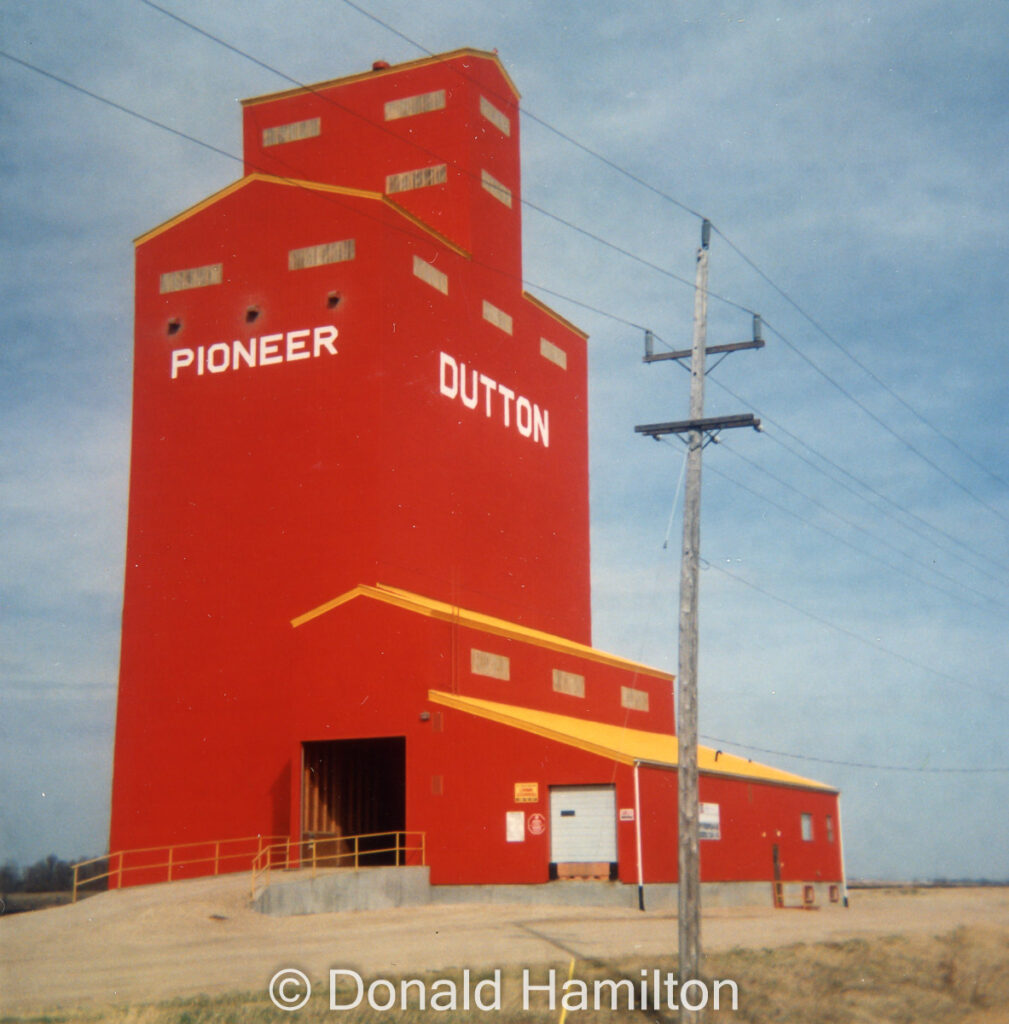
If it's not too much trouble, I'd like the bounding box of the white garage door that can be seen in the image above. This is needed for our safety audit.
[549,785,617,862]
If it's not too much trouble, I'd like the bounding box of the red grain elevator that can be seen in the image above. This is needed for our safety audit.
[109,49,844,903]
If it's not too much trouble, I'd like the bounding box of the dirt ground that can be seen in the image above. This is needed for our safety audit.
[2,877,1008,1016]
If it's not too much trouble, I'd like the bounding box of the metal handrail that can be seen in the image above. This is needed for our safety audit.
[250,830,426,899]
[71,833,287,902]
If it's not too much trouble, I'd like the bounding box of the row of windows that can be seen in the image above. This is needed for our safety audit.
[468,647,651,712]
[157,250,567,371]
[261,89,511,150]
[800,812,836,842]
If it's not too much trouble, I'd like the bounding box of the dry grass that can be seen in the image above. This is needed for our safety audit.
[3,925,1007,1024]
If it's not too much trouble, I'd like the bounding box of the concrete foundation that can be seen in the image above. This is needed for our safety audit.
[253,867,843,916]
[253,865,431,916]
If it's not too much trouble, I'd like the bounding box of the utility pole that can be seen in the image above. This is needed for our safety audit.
[635,219,762,1022]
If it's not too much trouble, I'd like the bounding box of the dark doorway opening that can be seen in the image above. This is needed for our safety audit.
[302,737,406,867]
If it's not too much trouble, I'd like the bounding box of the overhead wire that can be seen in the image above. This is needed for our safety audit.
[701,370,1009,583]
[697,735,1009,775]
[715,439,1003,609]
[332,0,1009,514]
[6,32,1006,779]
[5,43,1004,609]
[127,1,1009,533]
[703,559,1006,704]
[711,224,1009,492]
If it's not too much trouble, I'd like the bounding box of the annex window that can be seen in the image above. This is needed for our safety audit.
[552,669,585,698]
[800,812,814,842]
[826,814,835,842]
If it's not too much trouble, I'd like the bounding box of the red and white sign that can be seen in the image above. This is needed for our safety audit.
[527,812,546,836]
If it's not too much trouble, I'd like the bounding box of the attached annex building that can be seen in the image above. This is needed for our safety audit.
[110,48,845,906]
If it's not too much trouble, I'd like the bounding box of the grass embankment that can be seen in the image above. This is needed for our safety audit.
[3,925,1007,1024]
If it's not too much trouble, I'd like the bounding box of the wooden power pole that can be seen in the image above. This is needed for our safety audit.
[636,219,762,1021]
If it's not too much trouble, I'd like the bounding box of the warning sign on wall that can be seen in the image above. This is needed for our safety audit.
[514,782,539,803]
[619,807,635,821]
[506,811,525,842]
[699,802,721,840]
[527,812,546,836]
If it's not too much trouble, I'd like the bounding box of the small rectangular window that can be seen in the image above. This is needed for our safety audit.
[481,169,512,208]
[620,686,649,712]
[262,117,321,147]
[470,648,510,680]
[801,812,814,841]
[386,164,447,194]
[480,95,511,135]
[826,815,835,842]
[385,89,446,121]
[552,669,585,698]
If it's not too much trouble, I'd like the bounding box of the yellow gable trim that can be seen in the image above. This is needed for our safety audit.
[134,174,469,257]
[428,690,835,792]
[241,48,520,108]
[292,583,672,681]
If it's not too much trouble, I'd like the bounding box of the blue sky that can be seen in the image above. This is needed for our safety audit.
[2,0,1007,881]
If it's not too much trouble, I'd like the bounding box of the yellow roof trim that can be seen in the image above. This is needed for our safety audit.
[522,290,589,341]
[134,174,470,257]
[292,583,672,681]
[134,176,262,246]
[242,48,520,109]
[428,690,836,792]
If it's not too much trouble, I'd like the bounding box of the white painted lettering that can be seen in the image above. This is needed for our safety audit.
[207,342,230,373]
[233,338,256,369]
[439,352,458,398]
[259,334,283,366]
[533,404,550,448]
[479,373,497,416]
[438,353,551,449]
[460,365,479,410]
[286,329,310,361]
[171,349,194,379]
[498,384,515,427]
[516,395,533,437]
[313,325,338,357]
[169,323,339,381]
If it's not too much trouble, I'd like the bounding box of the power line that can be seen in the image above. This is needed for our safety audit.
[701,371,1009,584]
[704,454,997,612]
[760,318,1009,527]
[698,734,1009,775]
[332,0,1009,507]
[124,4,1009,530]
[715,440,1003,609]
[132,1,753,319]
[706,560,1006,704]
[5,42,1006,606]
[711,224,1009,493]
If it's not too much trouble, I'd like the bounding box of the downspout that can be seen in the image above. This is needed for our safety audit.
[634,760,645,911]
[837,794,849,908]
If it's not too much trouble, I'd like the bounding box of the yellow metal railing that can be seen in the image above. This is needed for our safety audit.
[250,831,426,899]
[71,834,287,902]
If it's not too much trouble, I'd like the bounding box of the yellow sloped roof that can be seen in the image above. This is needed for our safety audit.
[293,583,673,681]
[428,690,835,792]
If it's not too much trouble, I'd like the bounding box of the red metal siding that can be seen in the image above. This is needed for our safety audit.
[109,50,841,894]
